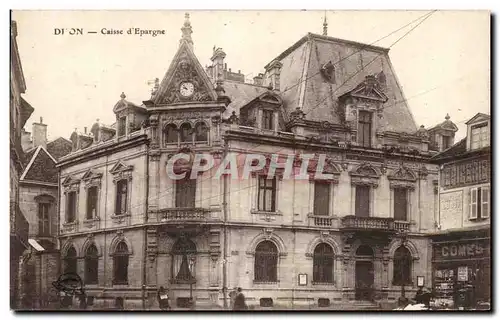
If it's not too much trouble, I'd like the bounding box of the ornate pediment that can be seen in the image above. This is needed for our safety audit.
[344,75,388,103]
[82,169,103,187]
[62,175,80,187]
[349,162,381,188]
[109,161,134,175]
[153,42,217,105]
[388,166,417,182]
[388,165,417,189]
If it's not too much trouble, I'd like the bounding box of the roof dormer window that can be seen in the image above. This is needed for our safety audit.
[262,109,275,131]
[471,122,489,150]
[118,117,126,137]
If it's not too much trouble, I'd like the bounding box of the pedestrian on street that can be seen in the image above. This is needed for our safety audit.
[157,286,171,310]
[233,287,248,311]
[229,287,238,309]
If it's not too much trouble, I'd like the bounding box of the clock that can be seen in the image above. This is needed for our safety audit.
[179,82,195,97]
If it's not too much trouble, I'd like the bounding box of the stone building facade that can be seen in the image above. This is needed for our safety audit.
[18,119,72,309]
[56,14,441,310]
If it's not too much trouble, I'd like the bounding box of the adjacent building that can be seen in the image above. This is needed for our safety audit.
[57,14,440,310]
[430,113,491,308]
[10,20,35,309]
[18,118,72,309]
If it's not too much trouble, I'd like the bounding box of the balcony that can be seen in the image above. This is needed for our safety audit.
[157,207,210,223]
[341,215,410,233]
[308,215,335,227]
[10,201,29,250]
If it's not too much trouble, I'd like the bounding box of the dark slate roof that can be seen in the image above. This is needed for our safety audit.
[222,80,268,118]
[22,147,57,183]
[21,138,72,183]
[431,138,490,162]
[269,33,417,133]
[47,137,73,160]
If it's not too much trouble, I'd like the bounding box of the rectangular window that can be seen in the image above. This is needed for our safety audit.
[258,176,276,212]
[313,182,330,216]
[115,180,128,215]
[442,136,452,150]
[86,186,98,219]
[38,203,50,236]
[394,188,408,221]
[355,185,370,217]
[262,110,274,130]
[118,117,126,137]
[470,186,490,219]
[358,111,372,148]
[175,177,197,208]
[66,191,76,223]
[471,123,489,149]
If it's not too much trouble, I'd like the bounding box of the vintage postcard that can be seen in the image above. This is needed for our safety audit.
[9,10,490,311]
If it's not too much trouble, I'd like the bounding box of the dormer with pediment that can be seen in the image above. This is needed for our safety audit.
[427,114,458,152]
[338,75,388,148]
[239,90,284,132]
[142,13,226,150]
[465,112,490,152]
[113,93,148,140]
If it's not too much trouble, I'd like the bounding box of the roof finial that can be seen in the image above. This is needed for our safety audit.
[445,113,450,120]
[180,12,193,47]
[120,92,126,99]
[323,11,328,36]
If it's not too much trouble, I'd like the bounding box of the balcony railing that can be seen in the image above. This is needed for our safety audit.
[10,201,29,249]
[341,215,410,232]
[308,215,335,227]
[158,207,209,222]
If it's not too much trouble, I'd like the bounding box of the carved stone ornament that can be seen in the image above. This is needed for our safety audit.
[349,162,381,188]
[158,53,214,105]
[109,161,134,182]
[388,165,417,189]
[82,169,103,188]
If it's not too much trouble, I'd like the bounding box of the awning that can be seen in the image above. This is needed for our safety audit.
[28,238,45,252]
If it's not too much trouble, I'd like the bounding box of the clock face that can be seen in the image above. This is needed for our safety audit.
[179,82,195,97]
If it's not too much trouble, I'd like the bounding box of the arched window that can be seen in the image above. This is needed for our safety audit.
[113,241,129,285]
[64,245,78,275]
[194,122,208,142]
[254,241,278,282]
[180,123,193,143]
[164,124,178,144]
[172,238,197,282]
[393,246,412,285]
[313,243,334,284]
[84,244,98,284]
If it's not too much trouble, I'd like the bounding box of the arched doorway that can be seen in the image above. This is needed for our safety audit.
[355,245,374,301]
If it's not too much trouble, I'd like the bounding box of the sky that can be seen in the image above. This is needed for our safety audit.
[11,10,490,142]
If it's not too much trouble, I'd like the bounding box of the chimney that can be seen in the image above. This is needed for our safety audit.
[253,73,264,86]
[21,128,32,151]
[211,48,226,81]
[265,60,283,91]
[32,116,47,149]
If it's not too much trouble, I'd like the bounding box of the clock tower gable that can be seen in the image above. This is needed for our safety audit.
[151,15,217,106]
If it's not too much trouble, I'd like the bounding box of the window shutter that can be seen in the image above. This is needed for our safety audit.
[469,188,478,219]
[481,187,490,218]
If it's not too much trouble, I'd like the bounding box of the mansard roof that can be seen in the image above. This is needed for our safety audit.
[263,32,417,133]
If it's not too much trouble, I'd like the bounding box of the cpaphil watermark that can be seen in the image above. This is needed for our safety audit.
[166,152,337,180]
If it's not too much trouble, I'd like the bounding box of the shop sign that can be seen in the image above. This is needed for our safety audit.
[434,240,490,261]
[457,266,468,281]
